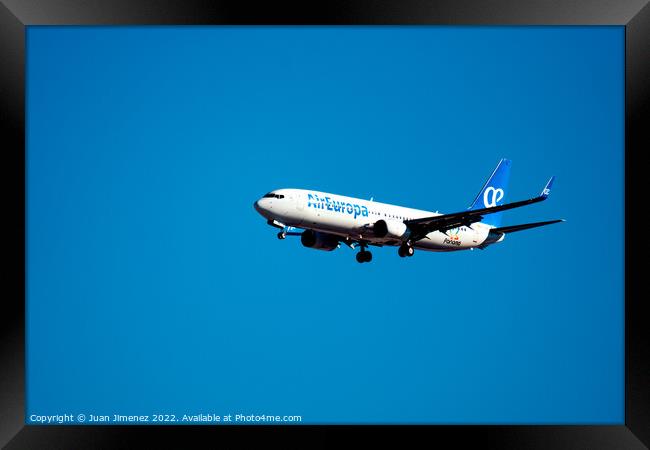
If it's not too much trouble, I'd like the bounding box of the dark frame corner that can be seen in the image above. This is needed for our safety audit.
[1,1,648,448]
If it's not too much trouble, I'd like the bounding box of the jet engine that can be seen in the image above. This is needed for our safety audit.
[301,230,339,251]
[373,219,411,240]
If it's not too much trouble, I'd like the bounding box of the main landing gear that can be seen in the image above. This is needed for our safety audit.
[398,243,414,258]
[356,246,373,263]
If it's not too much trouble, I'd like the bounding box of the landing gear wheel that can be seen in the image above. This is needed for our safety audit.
[356,250,372,263]
[277,231,286,240]
[399,244,414,257]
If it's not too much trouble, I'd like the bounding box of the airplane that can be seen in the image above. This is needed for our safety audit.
[253,158,564,263]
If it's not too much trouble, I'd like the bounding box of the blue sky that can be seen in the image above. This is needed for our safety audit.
[26,26,623,424]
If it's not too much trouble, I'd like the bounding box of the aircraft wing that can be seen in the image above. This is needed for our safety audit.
[404,177,555,240]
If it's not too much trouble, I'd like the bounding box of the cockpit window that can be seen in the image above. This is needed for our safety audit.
[263,193,284,199]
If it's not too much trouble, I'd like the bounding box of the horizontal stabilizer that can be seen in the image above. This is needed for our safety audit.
[492,219,564,234]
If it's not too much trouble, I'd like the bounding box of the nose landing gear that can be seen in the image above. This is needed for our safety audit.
[277,231,286,240]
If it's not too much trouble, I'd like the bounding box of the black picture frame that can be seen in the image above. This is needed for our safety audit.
[2,1,648,448]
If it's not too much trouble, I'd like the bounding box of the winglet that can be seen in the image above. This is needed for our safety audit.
[540,176,555,199]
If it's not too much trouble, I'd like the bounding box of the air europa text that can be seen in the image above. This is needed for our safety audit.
[307,193,369,219]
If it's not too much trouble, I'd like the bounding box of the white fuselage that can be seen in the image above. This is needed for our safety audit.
[254,188,495,252]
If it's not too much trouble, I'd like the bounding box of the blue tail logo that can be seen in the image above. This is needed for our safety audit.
[483,186,504,207]
[468,158,512,227]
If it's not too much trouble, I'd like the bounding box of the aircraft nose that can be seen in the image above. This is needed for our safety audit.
[254,198,268,216]
[254,197,273,219]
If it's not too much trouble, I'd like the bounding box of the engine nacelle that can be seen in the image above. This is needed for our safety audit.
[301,230,339,251]
[373,219,411,240]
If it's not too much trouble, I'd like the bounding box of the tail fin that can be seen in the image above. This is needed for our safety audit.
[468,158,512,227]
